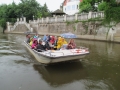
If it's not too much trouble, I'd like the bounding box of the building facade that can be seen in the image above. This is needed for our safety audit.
[63,0,82,15]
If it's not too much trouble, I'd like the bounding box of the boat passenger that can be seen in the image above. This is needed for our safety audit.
[33,33,39,39]
[26,34,31,43]
[29,37,34,46]
[50,36,55,45]
[31,39,38,49]
[36,40,47,52]
[60,37,68,50]
[53,36,58,50]
[43,34,49,42]
[67,39,76,49]
[48,42,54,50]
[44,41,51,50]
[37,37,42,43]
[57,37,63,50]
[47,35,51,42]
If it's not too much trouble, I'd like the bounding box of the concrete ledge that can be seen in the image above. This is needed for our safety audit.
[6,32,120,43]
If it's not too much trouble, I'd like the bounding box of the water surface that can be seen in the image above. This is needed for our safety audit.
[0,34,120,90]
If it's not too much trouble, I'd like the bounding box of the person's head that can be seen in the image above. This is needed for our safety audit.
[39,40,42,44]
[54,36,58,40]
[30,37,33,41]
[62,37,65,42]
[69,39,74,43]
[58,37,62,40]
[26,34,30,38]
[33,39,38,44]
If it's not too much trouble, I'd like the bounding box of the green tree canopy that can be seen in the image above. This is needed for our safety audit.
[0,0,51,32]
[79,0,102,13]
[79,0,120,24]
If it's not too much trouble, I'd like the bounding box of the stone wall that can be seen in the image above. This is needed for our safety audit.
[5,11,120,43]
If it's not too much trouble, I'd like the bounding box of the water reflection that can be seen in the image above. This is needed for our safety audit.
[33,61,87,87]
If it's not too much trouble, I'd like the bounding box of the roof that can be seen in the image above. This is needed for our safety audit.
[51,9,65,14]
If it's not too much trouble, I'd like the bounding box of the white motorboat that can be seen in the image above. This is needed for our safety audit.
[24,41,89,64]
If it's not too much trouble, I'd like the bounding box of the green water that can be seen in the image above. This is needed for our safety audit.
[0,33,120,90]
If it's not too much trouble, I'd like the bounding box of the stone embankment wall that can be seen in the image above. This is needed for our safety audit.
[6,11,120,43]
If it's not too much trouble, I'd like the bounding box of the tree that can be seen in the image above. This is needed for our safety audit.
[0,0,51,32]
[98,1,108,11]
[40,3,51,18]
[0,4,8,32]
[79,0,102,13]
[79,0,92,13]
[103,0,120,24]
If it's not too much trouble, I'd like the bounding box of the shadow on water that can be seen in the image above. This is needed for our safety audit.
[33,61,87,87]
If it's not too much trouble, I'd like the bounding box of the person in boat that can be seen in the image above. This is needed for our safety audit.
[67,39,76,49]
[43,34,49,42]
[26,34,31,43]
[60,37,68,50]
[50,36,55,45]
[53,36,58,50]
[33,33,39,39]
[36,40,47,52]
[31,39,38,49]
[56,37,63,50]
[29,37,34,46]
[47,35,51,42]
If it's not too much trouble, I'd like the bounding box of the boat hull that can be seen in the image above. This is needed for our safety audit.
[24,42,89,64]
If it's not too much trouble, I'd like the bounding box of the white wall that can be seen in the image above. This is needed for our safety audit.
[63,0,80,15]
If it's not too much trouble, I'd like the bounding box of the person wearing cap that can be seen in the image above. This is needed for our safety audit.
[36,40,47,52]
[26,34,31,43]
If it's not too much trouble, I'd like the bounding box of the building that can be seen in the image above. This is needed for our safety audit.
[51,9,65,16]
[63,0,82,15]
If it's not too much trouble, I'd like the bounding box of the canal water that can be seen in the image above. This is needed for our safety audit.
[0,33,120,90]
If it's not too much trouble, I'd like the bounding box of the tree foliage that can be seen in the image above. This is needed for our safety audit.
[79,0,120,24]
[0,0,51,32]
[98,1,108,11]
[79,0,101,13]
[104,0,120,24]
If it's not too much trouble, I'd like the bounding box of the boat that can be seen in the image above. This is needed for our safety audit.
[24,41,89,64]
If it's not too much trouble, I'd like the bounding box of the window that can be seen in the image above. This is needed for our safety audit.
[72,5,75,10]
[67,6,71,11]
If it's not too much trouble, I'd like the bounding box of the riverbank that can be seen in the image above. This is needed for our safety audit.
[5,31,120,44]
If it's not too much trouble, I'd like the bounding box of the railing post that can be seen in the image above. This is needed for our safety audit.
[37,18,39,23]
[88,11,92,19]
[75,14,78,20]
[23,17,26,22]
[64,15,67,21]
[17,18,19,22]
[55,16,57,22]
[20,18,22,22]
[46,17,49,23]
[7,22,10,32]
[42,18,43,23]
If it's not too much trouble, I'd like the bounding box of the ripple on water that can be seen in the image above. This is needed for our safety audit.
[0,55,30,64]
